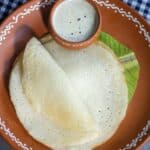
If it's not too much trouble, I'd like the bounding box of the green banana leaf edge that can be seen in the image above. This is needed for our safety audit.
[99,32,140,102]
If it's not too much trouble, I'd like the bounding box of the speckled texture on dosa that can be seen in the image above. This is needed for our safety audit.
[0,0,149,150]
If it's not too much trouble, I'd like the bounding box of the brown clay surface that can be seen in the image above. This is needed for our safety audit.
[0,0,149,150]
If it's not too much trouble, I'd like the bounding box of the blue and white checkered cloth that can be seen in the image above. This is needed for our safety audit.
[0,0,27,22]
[0,0,150,22]
[123,0,150,21]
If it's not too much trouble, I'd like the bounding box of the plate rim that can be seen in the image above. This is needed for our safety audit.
[0,0,149,150]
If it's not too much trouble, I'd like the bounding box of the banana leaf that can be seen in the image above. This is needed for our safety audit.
[99,32,140,102]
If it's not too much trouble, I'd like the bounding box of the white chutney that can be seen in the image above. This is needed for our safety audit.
[52,0,99,42]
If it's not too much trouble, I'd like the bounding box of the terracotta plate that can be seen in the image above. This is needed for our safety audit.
[0,0,150,150]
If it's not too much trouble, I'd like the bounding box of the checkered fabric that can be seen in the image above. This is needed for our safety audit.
[123,0,150,22]
[0,0,27,22]
[0,0,150,22]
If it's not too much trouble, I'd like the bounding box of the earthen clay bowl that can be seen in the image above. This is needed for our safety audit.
[49,0,102,49]
[0,0,149,150]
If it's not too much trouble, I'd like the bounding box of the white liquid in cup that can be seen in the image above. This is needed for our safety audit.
[52,0,99,42]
